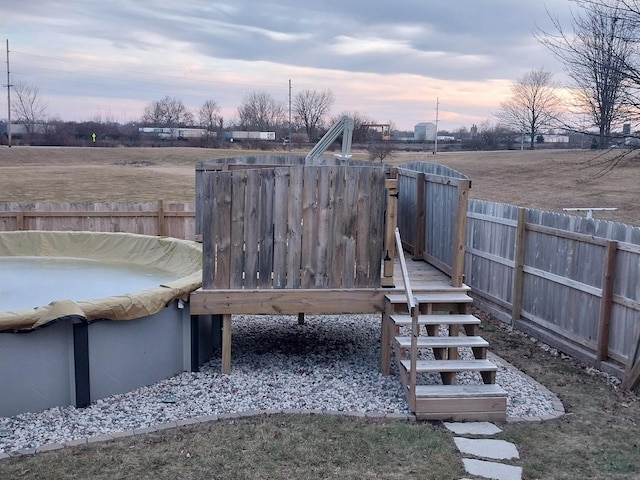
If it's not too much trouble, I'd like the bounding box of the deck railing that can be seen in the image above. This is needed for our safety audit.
[199,162,393,290]
[396,162,471,287]
[394,227,419,410]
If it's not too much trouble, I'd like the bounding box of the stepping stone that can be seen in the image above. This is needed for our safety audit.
[444,421,503,435]
[454,437,519,460]
[463,458,522,480]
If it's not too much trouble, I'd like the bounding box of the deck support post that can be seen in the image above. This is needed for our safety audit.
[221,314,232,374]
[380,311,391,375]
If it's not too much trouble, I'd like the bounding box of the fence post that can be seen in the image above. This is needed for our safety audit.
[16,211,24,231]
[596,240,618,366]
[157,199,165,236]
[511,208,526,326]
[413,172,425,260]
[450,179,470,288]
[381,169,398,287]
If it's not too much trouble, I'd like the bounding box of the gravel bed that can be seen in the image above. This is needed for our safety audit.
[0,314,560,453]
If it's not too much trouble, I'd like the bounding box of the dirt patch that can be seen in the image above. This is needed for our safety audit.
[113,160,158,167]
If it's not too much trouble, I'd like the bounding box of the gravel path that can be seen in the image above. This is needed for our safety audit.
[0,314,562,454]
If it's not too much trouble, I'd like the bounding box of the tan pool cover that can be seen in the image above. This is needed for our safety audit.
[0,231,202,331]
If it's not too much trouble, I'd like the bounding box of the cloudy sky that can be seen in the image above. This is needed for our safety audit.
[1,0,574,131]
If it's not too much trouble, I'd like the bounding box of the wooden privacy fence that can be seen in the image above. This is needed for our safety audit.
[0,200,195,240]
[465,199,640,388]
[194,155,378,240]
[200,164,391,290]
[396,162,471,287]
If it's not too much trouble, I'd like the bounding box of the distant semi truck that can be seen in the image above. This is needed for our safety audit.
[138,127,208,139]
[226,131,276,141]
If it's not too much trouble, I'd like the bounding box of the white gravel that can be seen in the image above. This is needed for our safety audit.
[0,313,561,454]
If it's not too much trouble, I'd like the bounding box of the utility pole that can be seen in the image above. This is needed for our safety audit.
[4,39,11,147]
[288,79,292,152]
[433,97,439,155]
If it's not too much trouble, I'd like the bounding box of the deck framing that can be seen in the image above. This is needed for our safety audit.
[189,256,453,374]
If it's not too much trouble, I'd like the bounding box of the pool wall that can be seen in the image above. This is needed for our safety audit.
[0,304,218,417]
[0,230,213,418]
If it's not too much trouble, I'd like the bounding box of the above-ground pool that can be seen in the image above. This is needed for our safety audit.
[0,231,215,418]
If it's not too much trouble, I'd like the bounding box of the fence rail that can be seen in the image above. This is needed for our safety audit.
[0,200,196,240]
[465,199,640,388]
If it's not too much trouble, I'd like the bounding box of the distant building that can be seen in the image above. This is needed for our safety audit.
[138,127,208,139]
[414,122,436,142]
[524,134,569,144]
[1,123,48,136]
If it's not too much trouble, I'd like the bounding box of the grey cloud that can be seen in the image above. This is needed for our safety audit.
[24,0,564,81]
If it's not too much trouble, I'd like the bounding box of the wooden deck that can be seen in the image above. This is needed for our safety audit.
[391,254,463,292]
[189,255,507,421]
[189,158,505,420]
[190,254,454,316]
[190,255,458,371]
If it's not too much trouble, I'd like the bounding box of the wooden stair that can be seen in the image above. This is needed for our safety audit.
[381,290,507,421]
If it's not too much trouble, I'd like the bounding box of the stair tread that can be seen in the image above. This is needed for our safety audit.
[390,314,480,326]
[395,336,488,348]
[386,292,473,304]
[415,384,506,398]
[396,285,471,293]
[400,359,498,373]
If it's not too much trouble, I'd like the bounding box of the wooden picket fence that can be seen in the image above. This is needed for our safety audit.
[199,164,389,290]
[3,160,640,389]
[463,199,640,389]
[396,162,471,287]
[0,200,196,240]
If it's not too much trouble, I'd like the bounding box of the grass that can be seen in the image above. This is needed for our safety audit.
[0,416,464,480]
[1,146,639,225]
[2,315,639,479]
[1,145,640,478]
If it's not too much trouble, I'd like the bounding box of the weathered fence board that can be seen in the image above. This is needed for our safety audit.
[200,164,387,291]
[464,198,640,385]
[0,201,195,239]
[396,162,471,287]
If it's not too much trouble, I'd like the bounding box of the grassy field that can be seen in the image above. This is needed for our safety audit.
[1,145,639,479]
[0,146,638,225]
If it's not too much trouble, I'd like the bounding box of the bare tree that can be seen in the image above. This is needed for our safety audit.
[198,99,221,132]
[12,81,48,136]
[293,89,334,141]
[537,2,635,148]
[142,96,194,127]
[237,91,286,131]
[495,68,563,149]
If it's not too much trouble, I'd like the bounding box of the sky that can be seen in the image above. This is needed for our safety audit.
[0,0,575,132]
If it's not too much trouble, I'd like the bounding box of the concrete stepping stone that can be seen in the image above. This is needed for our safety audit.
[444,421,503,435]
[454,437,519,460]
[462,458,522,480]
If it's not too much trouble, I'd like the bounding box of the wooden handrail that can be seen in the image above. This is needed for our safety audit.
[395,227,415,309]
[395,227,419,409]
